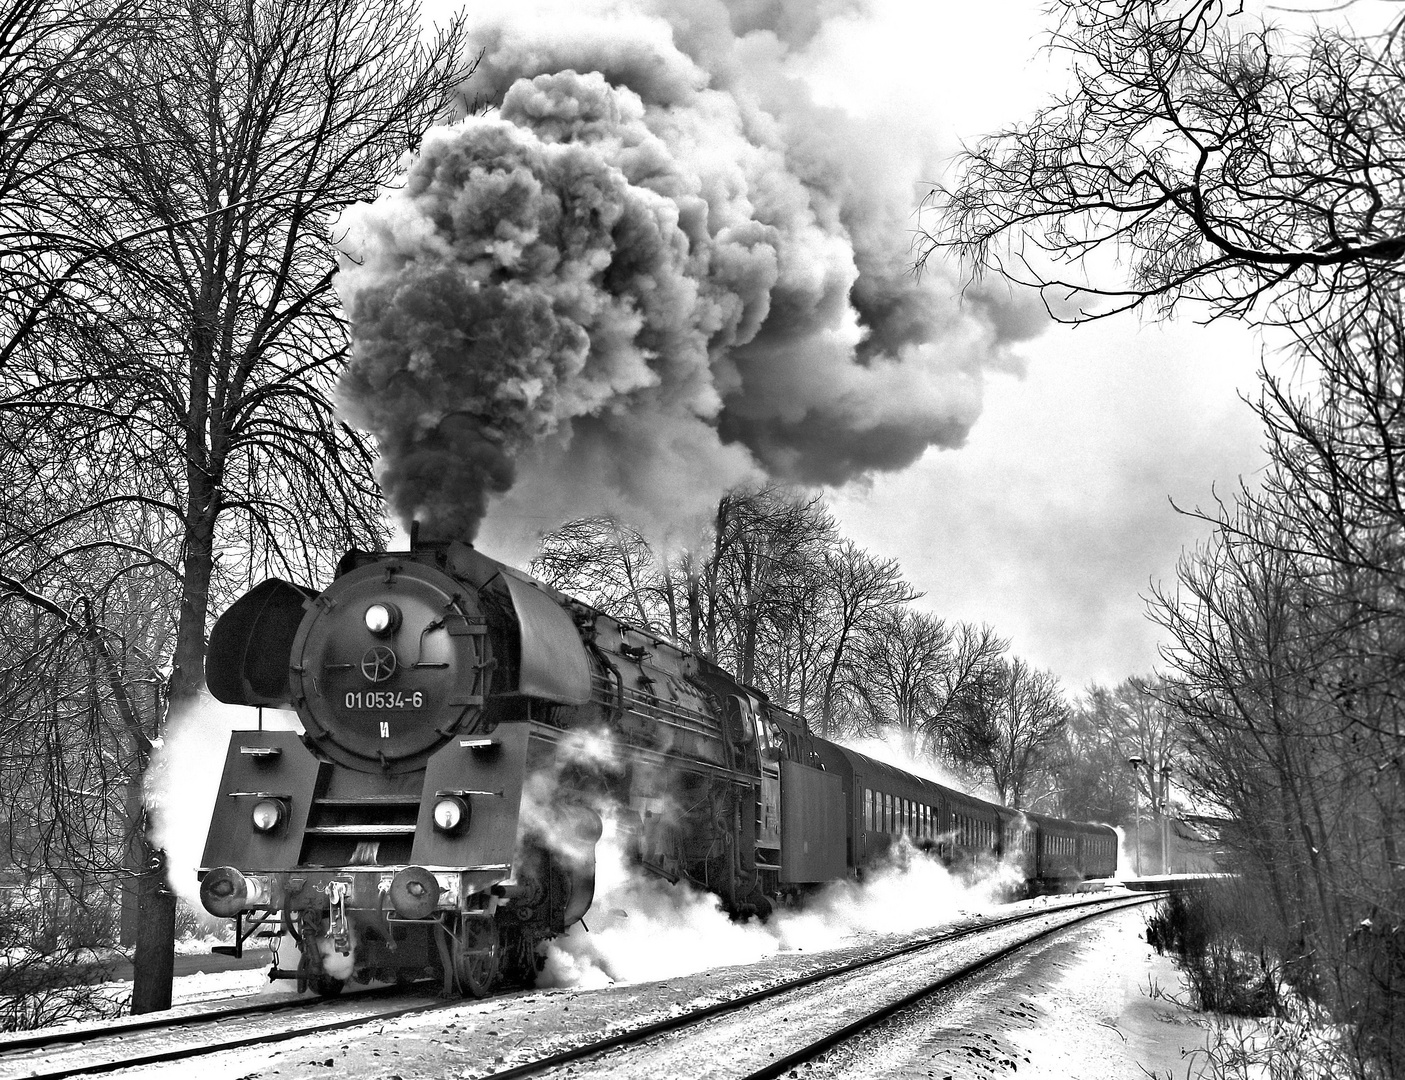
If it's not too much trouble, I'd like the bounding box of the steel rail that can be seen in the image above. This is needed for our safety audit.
[0,892,1157,1080]
[473,891,1161,1080]
[739,893,1157,1080]
[0,983,443,1080]
[0,978,435,1056]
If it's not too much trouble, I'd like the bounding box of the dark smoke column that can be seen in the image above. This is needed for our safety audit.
[336,2,1046,545]
[337,75,767,542]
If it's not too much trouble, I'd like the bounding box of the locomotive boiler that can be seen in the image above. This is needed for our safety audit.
[198,539,1116,997]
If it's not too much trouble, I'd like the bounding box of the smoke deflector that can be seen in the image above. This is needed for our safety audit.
[206,578,318,707]
[500,574,592,705]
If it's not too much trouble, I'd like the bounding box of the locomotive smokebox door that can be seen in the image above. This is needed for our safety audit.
[779,761,846,883]
[287,559,493,773]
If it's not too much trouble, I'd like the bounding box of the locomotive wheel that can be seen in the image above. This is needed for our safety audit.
[454,914,499,998]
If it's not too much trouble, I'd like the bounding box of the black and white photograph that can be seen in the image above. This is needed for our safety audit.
[0,0,1399,1077]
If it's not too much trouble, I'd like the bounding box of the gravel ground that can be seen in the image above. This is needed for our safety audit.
[102,894,1222,1080]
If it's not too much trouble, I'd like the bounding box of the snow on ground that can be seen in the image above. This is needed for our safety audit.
[97,894,1242,1079]
[162,962,295,1007]
[959,904,1215,1079]
[78,939,297,1013]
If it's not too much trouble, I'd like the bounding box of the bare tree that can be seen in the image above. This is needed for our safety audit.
[813,540,919,741]
[704,487,837,689]
[531,492,929,741]
[1151,480,1405,1074]
[0,0,140,371]
[84,0,470,708]
[850,610,1017,769]
[0,0,473,1013]
[531,488,841,693]
[849,608,952,755]
[1254,292,1405,591]
[760,560,835,717]
[951,658,1069,809]
[923,7,1405,1062]
[925,0,1405,329]
[532,517,667,630]
[1058,676,1179,861]
[0,482,170,1027]
[922,621,1009,758]
[1090,677,1179,805]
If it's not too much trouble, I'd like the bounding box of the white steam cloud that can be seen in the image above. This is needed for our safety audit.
[840,732,976,794]
[539,819,1021,989]
[144,696,302,909]
[335,0,1045,545]
[518,726,1026,990]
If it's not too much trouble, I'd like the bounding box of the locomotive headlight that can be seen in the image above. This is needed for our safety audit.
[364,602,401,636]
[251,798,286,832]
[432,795,469,835]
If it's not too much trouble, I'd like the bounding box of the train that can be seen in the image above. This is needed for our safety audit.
[198,539,1117,996]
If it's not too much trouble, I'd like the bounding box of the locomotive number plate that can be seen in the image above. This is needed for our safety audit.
[344,691,424,710]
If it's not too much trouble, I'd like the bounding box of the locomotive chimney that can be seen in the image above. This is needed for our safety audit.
[410,519,419,551]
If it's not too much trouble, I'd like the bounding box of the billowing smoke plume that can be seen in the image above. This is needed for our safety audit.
[335,0,1045,544]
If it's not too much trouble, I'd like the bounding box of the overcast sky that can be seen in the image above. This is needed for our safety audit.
[827,318,1268,690]
[787,0,1324,689]
[734,0,1273,688]
[416,0,1295,693]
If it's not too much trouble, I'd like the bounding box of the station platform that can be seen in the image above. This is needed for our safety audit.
[1120,873,1232,893]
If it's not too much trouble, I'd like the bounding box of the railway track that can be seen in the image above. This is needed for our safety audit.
[0,983,444,1079]
[0,891,1160,1080]
[471,890,1159,1080]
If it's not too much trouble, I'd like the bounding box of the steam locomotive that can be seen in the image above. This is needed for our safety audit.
[198,540,1117,996]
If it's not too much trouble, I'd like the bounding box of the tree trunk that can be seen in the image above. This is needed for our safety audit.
[130,844,177,1013]
[132,504,216,1012]
[688,566,702,654]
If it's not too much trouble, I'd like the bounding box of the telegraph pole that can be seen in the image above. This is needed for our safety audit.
[1160,764,1173,875]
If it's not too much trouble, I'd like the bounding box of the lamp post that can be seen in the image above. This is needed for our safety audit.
[1127,756,1144,877]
